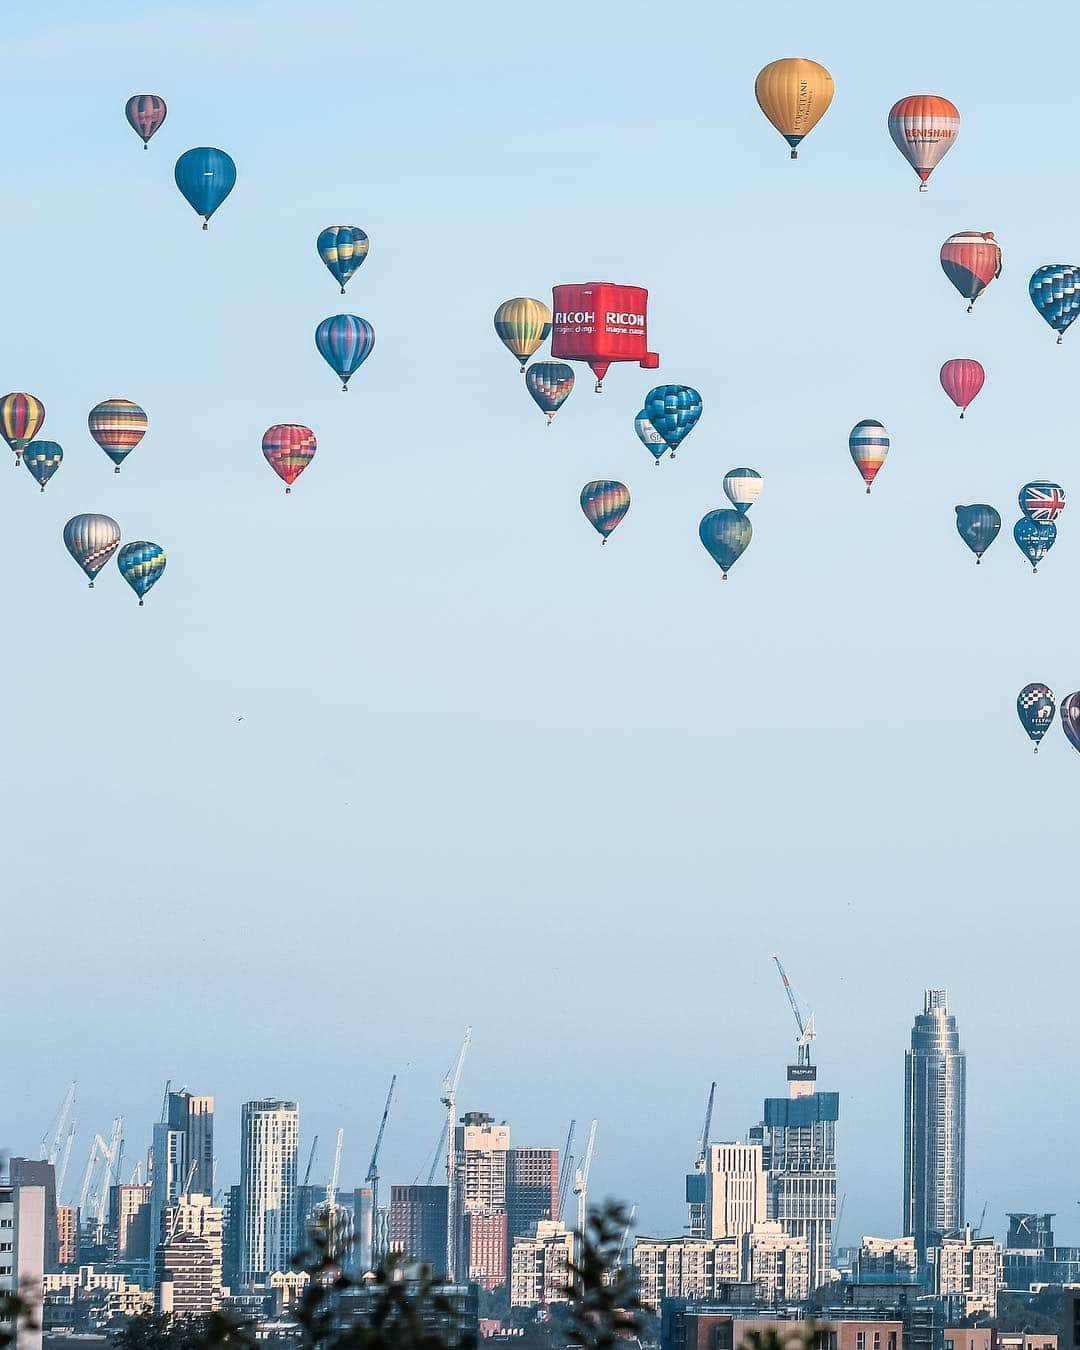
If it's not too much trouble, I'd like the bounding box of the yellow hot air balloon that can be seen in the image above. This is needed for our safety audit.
[493,297,552,372]
[755,58,835,159]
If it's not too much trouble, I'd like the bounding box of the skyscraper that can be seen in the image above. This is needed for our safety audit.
[239,1100,299,1282]
[388,1185,449,1271]
[455,1112,510,1291]
[903,989,966,1257]
[507,1148,558,1242]
[149,1091,215,1255]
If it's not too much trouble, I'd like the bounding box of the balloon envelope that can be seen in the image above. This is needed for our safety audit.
[699,509,752,576]
[1019,481,1066,524]
[263,424,317,489]
[493,297,552,371]
[1018,683,1055,749]
[315,315,375,389]
[525,363,575,421]
[1029,265,1080,340]
[1014,518,1056,571]
[117,541,166,604]
[1062,693,1080,754]
[580,480,630,539]
[888,94,959,186]
[955,504,1000,560]
[174,147,236,225]
[754,58,834,157]
[24,440,62,491]
[317,226,369,292]
[125,94,167,145]
[63,514,121,583]
[723,468,763,512]
[939,231,1001,308]
[1,392,45,458]
[643,385,702,455]
[89,399,148,469]
[939,359,984,416]
[849,419,889,491]
[634,410,666,461]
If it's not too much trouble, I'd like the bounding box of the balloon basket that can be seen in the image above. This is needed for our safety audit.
[1034,746,1039,755]
[340,286,346,295]
[722,573,728,581]
[790,149,798,160]
[139,599,145,607]
[866,486,871,495]
[967,302,974,314]
[88,581,94,589]
[959,411,964,420]
[114,465,121,474]
[601,538,607,546]
[40,486,44,494]
[918,182,928,192]
[285,486,291,495]
[342,383,349,392]
[654,460,660,468]
[202,221,209,230]
[1058,336,1064,345]
[975,557,981,565]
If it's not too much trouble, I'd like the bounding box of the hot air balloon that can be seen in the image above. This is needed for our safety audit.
[1017,683,1055,753]
[1,392,45,462]
[699,510,752,579]
[525,363,575,423]
[63,514,121,588]
[174,147,236,228]
[939,232,1002,311]
[888,95,960,189]
[317,226,369,293]
[723,468,763,512]
[117,541,166,605]
[643,386,701,460]
[550,283,658,391]
[24,441,62,492]
[1062,692,1080,755]
[754,58,835,158]
[1029,265,1080,343]
[635,410,667,464]
[1014,518,1056,572]
[939,360,984,418]
[125,95,167,147]
[580,481,630,542]
[263,424,317,492]
[88,399,148,471]
[1019,482,1066,524]
[955,504,1000,562]
[494,298,552,372]
[849,419,889,493]
[315,315,375,390]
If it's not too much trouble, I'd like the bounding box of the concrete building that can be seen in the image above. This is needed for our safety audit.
[158,1193,223,1308]
[632,1236,745,1313]
[7,1163,58,1273]
[856,1236,919,1282]
[55,1207,78,1269]
[507,1149,558,1242]
[388,1185,448,1271]
[455,1112,510,1291]
[110,1184,151,1264]
[43,1265,154,1329]
[158,1234,218,1316]
[744,1221,811,1303]
[904,990,966,1258]
[660,1306,902,1350]
[239,1099,299,1281]
[930,1227,1002,1317]
[697,1144,767,1241]
[509,1220,574,1308]
[149,1091,215,1261]
[1,1181,46,1350]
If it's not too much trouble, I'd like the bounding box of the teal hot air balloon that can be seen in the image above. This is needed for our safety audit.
[315,315,375,390]
[643,385,702,460]
[317,226,369,293]
[699,509,752,579]
[634,409,667,464]
[1017,683,1055,753]
[174,148,237,228]
[526,362,575,423]
[23,440,62,492]
[955,504,1000,563]
[1014,518,1056,573]
[117,541,166,605]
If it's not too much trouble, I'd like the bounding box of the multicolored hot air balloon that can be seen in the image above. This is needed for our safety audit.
[315,315,375,390]
[1019,481,1066,524]
[580,480,630,542]
[643,386,701,460]
[88,399,148,471]
[1017,683,1055,753]
[849,419,889,493]
[1062,692,1080,755]
[888,95,960,189]
[24,441,62,492]
[955,504,1000,562]
[117,541,166,606]
[754,58,835,159]
[940,232,1001,311]
[317,226,369,293]
[1014,518,1056,572]
[723,468,763,512]
[63,514,121,588]
[699,510,752,579]
[939,360,985,418]
[1029,265,1080,343]
[493,298,552,372]
[125,94,167,147]
[635,409,667,464]
[174,147,236,228]
[1,392,45,462]
[263,424,317,492]
[525,363,575,423]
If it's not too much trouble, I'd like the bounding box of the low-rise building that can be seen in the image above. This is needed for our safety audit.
[744,1222,810,1303]
[43,1266,153,1329]
[509,1220,574,1308]
[660,1306,902,1350]
[632,1236,745,1313]
[857,1237,919,1283]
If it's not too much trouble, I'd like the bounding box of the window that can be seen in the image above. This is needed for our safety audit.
[857,1333,866,1350]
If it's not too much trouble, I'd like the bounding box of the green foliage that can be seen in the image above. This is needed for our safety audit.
[740,1325,823,1350]
[565,1203,643,1350]
[112,1311,255,1350]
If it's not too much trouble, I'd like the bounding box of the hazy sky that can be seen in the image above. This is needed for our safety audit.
[3,0,1078,1248]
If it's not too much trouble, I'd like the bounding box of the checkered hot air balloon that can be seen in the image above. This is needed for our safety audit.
[1029,265,1080,343]
[263,424,317,493]
[643,386,702,461]
[525,363,575,423]
[699,509,752,579]
[1017,684,1055,754]
[117,542,167,606]
[23,441,62,492]
[125,94,167,147]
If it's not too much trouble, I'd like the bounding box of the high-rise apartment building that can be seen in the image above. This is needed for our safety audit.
[388,1185,449,1271]
[855,1236,918,1282]
[56,1206,78,1268]
[507,1149,558,1242]
[694,1144,768,1241]
[509,1220,574,1308]
[158,1194,223,1309]
[7,1162,58,1273]
[903,990,966,1257]
[744,1220,811,1303]
[149,1091,215,1258]
[0,1181,45,1350]
[930,1227,1001,1317]
[239,1099,299,1282]
[111,1184,152,1263]
[455,1112,510,1291]
[632,1236,745,1312]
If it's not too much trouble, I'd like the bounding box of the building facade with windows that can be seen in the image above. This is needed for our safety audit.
[239,1099,299,1281]
[904,990,965,1258]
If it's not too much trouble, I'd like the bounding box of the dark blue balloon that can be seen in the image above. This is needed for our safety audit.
[1013,517,1056,572]
[699,509,752,578]
[643,385,702,457]
[175,148,237,228]
[1017,683,1055,752]
[955,504,1000,562]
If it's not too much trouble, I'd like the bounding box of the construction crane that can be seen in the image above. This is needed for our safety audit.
[57,1116,77,1201]
[974,1201,989,1237]
[327,1129,344,1209]
[302,1135,320,1188]
[556,1121,576,1222]
[441,1026,472,1282]
[615,1204,637,1270]
[573,1120,598,1245]
[40,1083,76,1165]
[165,1160,199,1243]
[77,1137,105,1218]
[94,1118,124,1247]
[366,1076,397,1264]
[697,1083,717,1166]
[423,1121,447,1187]
[772,954,816,1067]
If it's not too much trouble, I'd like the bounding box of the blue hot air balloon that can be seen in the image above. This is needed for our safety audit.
[525,362,575,423]
[1018,481,1065,524]
[1014,518,1056,572]
[699,509,752,579]
[955,504,1000,563]
[1017,683,1055,753]
[1029,265,1080,343]
[634,409,667,464]
[317,226,370,293]
[23,440,62,492]
[643,385,702,460]
[315,315,375,390]
[117,541,167,605]
[174,148,237,228]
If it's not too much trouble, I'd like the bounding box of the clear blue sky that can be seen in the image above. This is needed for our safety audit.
[3,0,1077,1246]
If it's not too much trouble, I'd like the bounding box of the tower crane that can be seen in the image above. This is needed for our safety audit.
[302,1135,320,1188]
[327,1128,344,1209]
[40,1084,76,1165]
[77,1137,105,1218]
[94,1118,124,1247]
[573,1120,598,1247]
[697,1083,717,1166]
[423,1122,447,1187]
[441,1026,472,1282]
[772,954,816,1067]
[57,1116,77,1200]
[366,1076,397,1263]
[556,1121,576,1222]
[615,1204,637,1270]
[165,1160,199,1243]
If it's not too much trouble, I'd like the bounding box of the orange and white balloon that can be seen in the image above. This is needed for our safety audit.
[888,95,959,189]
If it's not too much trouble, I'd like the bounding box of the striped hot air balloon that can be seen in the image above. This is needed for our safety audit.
[1,392,45,462]
[940,232,1002,311]
[263,424,317,492]
[1062,693,1080,756]
[493,298,551,372]
[580,481,630,542]
[754,58,835,159]
[723,468,763,513]
[117,541,167,605]
[1029,265,1080,343]
[939,360,985,418]
[88,399,148,471]
[125,94,167,147]
[849,419,889,493]
[315,315,375,390]
[317,226,369,293]
[63,514,121,587]
[24,441,62,492]
[888,95,960,189]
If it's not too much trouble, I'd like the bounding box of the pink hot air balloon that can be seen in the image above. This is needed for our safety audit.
[940,359,985,419]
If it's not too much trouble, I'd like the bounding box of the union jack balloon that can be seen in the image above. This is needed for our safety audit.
[1018,481,1065,524]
